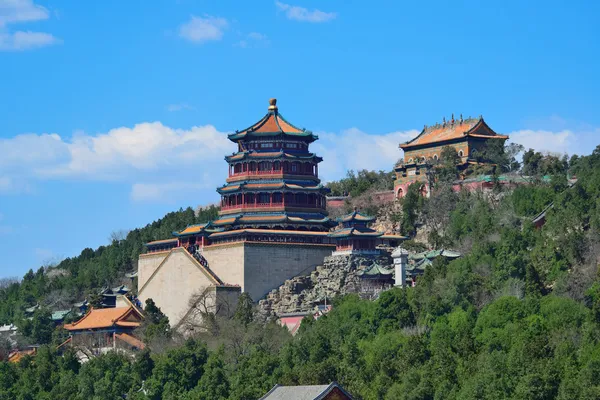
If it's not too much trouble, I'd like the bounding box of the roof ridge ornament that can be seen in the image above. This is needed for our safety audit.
[268,98,278,112]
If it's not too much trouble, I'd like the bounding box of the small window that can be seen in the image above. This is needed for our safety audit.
[285,143,298,149]
[458,150,464,157]
[433,154,438,161]
[260,142,273,148]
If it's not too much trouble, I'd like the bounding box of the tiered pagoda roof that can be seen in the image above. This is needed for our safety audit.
[400,116,508,150]
[228,98,318,143]
[212,212,333,227]
[329,211,383,239]
[217,181,326,194]
[225,150,322,162]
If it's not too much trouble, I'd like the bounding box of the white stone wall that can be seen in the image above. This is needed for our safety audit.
[138,249,217,327]
[243,243,334,300]
[138,252,168,290]
[137,242,334,328]
[202,243,245,287]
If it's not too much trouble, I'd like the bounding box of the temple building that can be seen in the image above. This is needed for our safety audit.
[394,115,508,198]
[357,263,395,298]
[138,99,341,329]
[64,305,145,356]
[260,382,354,400]
[328,211,406,255]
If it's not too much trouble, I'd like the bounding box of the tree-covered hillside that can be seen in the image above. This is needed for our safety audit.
[0,205,219,326]
[2,145,600,399]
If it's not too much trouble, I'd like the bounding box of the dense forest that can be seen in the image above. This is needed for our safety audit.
[1,144,600,399]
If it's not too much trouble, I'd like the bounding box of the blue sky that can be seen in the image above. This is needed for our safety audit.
[1,0,599,278]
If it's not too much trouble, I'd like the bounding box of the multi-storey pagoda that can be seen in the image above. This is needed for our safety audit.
[210,98,336,244]
[138,98,339,319]
[394,115,508,198]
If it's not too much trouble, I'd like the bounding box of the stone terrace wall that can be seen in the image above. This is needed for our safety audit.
[258,252,393,321]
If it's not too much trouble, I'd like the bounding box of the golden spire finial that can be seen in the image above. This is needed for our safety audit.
[268,98,278,111]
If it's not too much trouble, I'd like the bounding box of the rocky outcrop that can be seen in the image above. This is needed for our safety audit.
[257,252,393,321]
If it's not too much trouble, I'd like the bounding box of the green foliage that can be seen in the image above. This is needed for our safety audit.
[326,169,394,197]
[523,148,569,176]
[140,298,171,344]
[400,183,424,235]
[3,148,600,399]
[233,292,254,326]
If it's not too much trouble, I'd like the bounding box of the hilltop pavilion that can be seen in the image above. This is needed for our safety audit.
[394,115,508,198]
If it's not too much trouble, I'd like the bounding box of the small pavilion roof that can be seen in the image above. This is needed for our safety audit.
[259,382,353,400]
[358,263,393,278]
[144,238,178,247]
[409,249,462,261]
[400,116,508,150]
[115,333,145,350]
[381,234,409,241]
[338,211,376,223]
[328,227,383,238]
[173,222,222,237]
[64,306,142,331]
[228,98,318,143]
[51,310,72,321]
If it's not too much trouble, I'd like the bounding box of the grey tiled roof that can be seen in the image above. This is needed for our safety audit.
[260,382,352,400]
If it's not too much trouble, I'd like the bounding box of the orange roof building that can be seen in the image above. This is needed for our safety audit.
[64,306,142,332]
[394,115,508,198]
[64,306,145,352]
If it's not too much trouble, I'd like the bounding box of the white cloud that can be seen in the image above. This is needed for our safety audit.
[179,15,228,43]
[44,122,233,179]
[0,0,61,51]
[312,128,419,183]
[236,31,269,48]
[275,1,337,23]
[166,103,195,112]
[508,129,574,155]
[0,30,60,50]
[0,122,234,201]
[1,116,597,203]
[0,0,48,27]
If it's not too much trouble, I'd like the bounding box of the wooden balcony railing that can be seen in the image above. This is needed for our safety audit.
[220,202,321,211]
